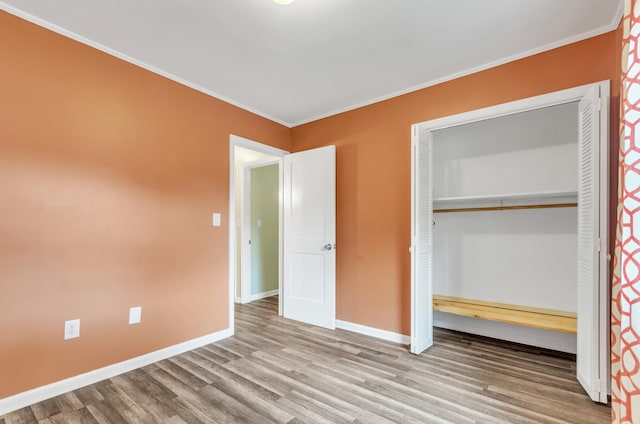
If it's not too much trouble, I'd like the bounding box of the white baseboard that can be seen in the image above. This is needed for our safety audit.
[246,289,278,303]
[336,320,410,345]
[235,296,241,303]
[333,316,575,353]
[434,312,577,354]
[0,327,233,416]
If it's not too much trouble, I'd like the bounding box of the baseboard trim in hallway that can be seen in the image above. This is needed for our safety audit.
[247,289,279,303]
[0,328,233,416]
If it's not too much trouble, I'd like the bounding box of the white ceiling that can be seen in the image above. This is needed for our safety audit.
[1,0,623,127]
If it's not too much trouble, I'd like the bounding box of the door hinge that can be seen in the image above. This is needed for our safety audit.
[248,240,251,245]
[594,98,602,112]
[596,238,601,252]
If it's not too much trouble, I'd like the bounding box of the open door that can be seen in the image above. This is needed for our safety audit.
[283,146,336,329]
[576,85,608,403]
[411,126,434,354]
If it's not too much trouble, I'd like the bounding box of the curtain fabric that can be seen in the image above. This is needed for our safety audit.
[612,0,640,422]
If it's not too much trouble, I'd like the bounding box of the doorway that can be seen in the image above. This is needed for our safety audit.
[229,135,337,332]
[240,158,280,304]
[229,135,287,329]
[410,81,610,403]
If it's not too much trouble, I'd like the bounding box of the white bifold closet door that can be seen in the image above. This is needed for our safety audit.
[576,85,608,403]
[410,127,434,354]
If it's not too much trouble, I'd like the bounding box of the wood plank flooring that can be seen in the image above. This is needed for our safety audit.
[1,296,610,423]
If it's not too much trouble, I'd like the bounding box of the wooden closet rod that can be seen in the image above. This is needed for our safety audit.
[434,202,577,213]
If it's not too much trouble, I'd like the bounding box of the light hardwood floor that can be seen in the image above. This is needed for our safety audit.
[1,296,610,423]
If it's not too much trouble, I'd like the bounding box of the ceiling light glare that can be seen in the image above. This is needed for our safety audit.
[273,0,294,4]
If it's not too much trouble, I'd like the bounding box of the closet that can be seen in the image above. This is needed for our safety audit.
[432,101,579,337]
[410,81,609,403]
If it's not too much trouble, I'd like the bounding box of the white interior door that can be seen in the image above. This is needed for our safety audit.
[576,85,607,403]
[283,145,336,329]
[411,126,434,354]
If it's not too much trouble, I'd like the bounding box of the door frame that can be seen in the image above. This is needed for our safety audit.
[240,157,281,304]
[410,80,610,400]
[229,135,288,332]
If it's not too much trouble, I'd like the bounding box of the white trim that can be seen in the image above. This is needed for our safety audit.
[289,26,621,127]
[277,156,284,317]
[336,320,410,345]
[244,157,280,168]
[0,2,620,128]
[229,135,288,157]
[246,289,279,303]
[0,328,233,416]
[0,3,289,128]
[415,82,604,132]
[612,0,625,30]
[229,135,288,332]
[235,296,241,303]
[240,164,251,304]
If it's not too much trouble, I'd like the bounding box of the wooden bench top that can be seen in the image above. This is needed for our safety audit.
[433,294,577,334]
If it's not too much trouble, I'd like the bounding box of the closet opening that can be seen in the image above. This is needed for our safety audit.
[410,81,610,403]
[431,100,580,348]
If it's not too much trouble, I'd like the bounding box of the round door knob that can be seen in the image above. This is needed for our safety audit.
[323,243,334,251]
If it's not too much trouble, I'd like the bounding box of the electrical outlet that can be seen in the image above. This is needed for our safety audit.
[64,319,80,340]
[129,306,142,324]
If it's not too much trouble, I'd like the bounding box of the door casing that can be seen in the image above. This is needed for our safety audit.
[229,135,287,331]
[409,80,610,402]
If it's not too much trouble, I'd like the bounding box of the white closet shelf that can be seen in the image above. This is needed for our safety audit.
[434,191,577,213]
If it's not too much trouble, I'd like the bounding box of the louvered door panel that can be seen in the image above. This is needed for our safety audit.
[576,86,601,402]
[411,126,434,354]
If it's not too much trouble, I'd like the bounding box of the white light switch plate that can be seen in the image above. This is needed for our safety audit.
[129,306,142,324]
[213,213,221,226]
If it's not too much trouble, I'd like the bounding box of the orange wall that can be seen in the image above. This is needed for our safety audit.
[0,7,622,401]
[291,30,620,336]
[0,11,290,399]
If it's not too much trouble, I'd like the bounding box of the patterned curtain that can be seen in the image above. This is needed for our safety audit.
[612,0,640,422]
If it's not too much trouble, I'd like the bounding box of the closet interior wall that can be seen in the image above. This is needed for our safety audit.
[432,101,580,353]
